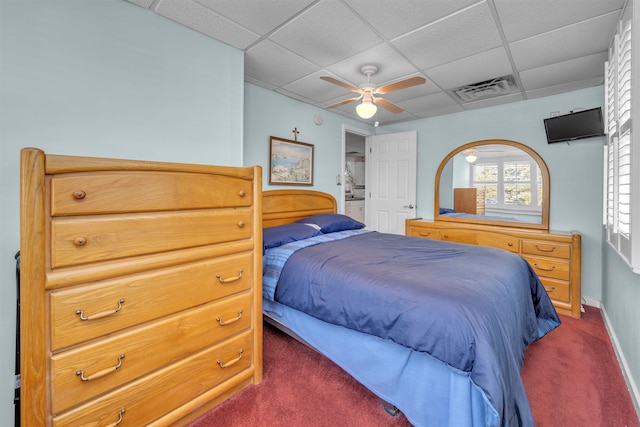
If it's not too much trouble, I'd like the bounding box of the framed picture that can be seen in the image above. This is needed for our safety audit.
[269,136,314,185]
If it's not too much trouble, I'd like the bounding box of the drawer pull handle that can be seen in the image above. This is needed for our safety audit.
[238,190,246,197]
[73,190,86,200]
[76,354,125,381]
[238,221,245,228]
[216,269,243,284]
[107,408,126,427]
[443,233,449,238]
[535,245,556,253]
[217,349,243,368]
[217,309,243,326]
[534,263,555,272]
[508,242,513,247]
[76,298,125,321]
[419,231,431,237]
[74,237,87,246]
[545,286,556,293]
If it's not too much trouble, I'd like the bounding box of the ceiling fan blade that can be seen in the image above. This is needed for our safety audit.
[320,76,361,93]
[326,97,361,109]
[375,76,426,94]
[374,97,403,114]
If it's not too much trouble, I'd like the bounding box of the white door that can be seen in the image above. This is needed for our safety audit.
[366,131,417,234]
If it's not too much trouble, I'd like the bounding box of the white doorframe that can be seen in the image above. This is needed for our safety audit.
[341,124,373,215]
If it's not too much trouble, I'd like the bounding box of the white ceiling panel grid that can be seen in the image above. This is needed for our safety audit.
[128,0,623,125]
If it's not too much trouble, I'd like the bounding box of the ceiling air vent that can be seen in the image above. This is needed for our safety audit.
[450,75,519,103]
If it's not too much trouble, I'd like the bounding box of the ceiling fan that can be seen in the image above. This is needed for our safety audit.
[321,65,426,119]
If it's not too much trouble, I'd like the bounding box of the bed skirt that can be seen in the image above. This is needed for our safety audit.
[263,299,499,427]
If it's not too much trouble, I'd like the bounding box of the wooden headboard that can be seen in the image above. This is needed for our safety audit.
[262,190,337,228]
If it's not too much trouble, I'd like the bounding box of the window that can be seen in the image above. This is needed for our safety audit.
[472,157,540,212]
[473,163,497,206]
[605,4,640,273]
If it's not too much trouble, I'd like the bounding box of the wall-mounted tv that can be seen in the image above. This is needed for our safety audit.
[543,107,605,144]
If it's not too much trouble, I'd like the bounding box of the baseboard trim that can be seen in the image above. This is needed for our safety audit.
[582,296,601,308]
[600,304,640,421]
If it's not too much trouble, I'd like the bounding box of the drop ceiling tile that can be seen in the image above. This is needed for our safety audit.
[425,47,513,90]
[510,12,619,71]
[324,43,419,87]
[519,51,607,91]
[377,111,419,125]
[494,0,625,42]
[343,0,478,40]
[393,2,503,70]
[245,40,318,88]
[282,70,355,103]
[270,1,382,67]
[401,92,459,115]
[462,92,524,111]
[524,76,605,100]
[154,0,259,49]
[414,104,465,119]
[275,87,317,105]
[135,0,621,125]
[127,0,155,8]
[245,76,277,91]
[196,0,316,35]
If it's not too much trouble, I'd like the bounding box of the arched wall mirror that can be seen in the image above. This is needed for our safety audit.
[434,139,550,231]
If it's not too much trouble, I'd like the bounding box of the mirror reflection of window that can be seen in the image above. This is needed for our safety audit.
[435,140,549,230]
[471,157,542,212]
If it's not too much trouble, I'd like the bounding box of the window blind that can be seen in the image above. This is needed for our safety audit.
[605,7,639,274]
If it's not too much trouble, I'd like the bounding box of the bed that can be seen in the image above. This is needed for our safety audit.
[261,189,560,427]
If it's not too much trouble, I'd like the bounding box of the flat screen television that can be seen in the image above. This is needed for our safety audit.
[543,107,605,143]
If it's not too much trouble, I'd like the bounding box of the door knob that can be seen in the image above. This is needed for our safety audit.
[404,204,415,209]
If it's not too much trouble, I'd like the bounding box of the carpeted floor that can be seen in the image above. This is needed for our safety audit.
[188,306,639,426]
[522,306,639,426]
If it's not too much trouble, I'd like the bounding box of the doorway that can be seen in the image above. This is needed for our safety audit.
[342,125,371,224]
[341,126,417,233]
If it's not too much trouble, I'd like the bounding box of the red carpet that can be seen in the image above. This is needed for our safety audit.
[522,306,639,427]
[188,306,639,426]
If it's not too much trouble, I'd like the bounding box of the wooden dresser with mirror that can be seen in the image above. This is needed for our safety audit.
[406,139,582,318]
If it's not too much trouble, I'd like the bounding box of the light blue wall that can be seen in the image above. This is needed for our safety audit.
[244,83,371,206]
[603,242,640,408]
[0,1,244,423]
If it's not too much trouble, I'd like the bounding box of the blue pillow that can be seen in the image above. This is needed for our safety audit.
[296,213,365,233]
[263,223,323,250]
[439,207,457,215]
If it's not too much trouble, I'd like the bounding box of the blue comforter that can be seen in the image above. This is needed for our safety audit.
[267,231,560,426]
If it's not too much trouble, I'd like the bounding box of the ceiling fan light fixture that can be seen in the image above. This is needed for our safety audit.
[321,64,425,118]
[465,150,477,163]
[356,99,377,119]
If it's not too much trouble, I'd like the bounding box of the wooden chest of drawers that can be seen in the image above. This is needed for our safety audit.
[20,148,263,426]
[454,188,485,215]
[406,219,582,318]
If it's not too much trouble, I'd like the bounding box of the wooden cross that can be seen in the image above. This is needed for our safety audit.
[292,127,300,141]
